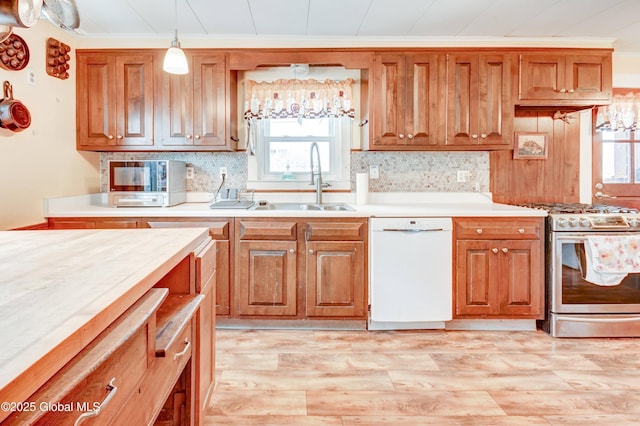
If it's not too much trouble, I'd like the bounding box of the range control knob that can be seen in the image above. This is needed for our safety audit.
[628,218,640,227]
[568,218,579,227]
[557,218,569,228]
[579,218,591,228]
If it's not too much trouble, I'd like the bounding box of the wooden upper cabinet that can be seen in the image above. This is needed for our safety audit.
[158,52,237,150]
[446,52,513,148]
[518,51,612,105]
[371,53,443,150]
[77,53,155,150]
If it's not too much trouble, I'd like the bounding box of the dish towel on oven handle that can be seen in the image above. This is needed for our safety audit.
[583,235,640,286]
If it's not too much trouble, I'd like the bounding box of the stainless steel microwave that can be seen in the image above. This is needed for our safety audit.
[108,160,187,207]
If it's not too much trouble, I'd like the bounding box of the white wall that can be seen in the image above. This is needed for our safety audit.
[0,22,99,230]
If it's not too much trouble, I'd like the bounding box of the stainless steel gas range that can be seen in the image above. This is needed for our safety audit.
[521,203,640,337]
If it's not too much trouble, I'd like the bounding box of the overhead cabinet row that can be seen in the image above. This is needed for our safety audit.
[77,51,237,151]
[370,50,611,150]
[76,48,612,152]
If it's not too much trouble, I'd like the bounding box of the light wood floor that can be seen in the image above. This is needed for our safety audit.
[206,328,640,425]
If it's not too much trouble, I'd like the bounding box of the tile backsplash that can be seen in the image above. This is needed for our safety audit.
[100,151,489,193]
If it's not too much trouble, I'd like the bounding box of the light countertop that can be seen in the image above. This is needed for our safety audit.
[44,192,547,218]
[0,228,210,410]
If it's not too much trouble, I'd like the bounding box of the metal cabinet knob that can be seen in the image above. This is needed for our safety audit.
[117,135,123,140]
[399,133,405,139]
[476,229,483,234]
[195,135,201,140]
[568,89,574,93]
[107,134,114,140]
[472,134,478,139]
[187,134,193,140]
[309,249,314,255]
[289,248,295,254]
[407,133,414,139]
[518,228,525,234]
[502,247,509,253]
[492,248,498,254]
[481,133,487,139]
[559,88,567,93]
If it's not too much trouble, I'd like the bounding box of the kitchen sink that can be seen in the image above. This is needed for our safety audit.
[249,202,354,211]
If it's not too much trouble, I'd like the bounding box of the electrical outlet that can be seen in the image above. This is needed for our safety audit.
[457,170,471,183]
[369,164,379,179]
[185,166,194,179]
[219,167,227,179]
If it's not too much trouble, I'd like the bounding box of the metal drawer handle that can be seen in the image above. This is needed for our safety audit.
[74,378,117,426]
[173,338,191,360]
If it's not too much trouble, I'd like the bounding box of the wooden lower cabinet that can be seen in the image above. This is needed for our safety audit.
[144,218,232,316]
[194,240,217,425]
[305,240,364,317]
[236,239,298,316]
[48,217,140,229]
[454,218,544,319]
[234,218,367,320]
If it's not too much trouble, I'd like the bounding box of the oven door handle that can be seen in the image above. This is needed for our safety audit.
[554,314,640,323]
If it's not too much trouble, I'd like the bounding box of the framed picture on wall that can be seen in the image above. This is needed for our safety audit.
[513,132,548,159]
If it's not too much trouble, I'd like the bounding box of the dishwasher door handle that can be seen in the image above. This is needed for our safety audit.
[380,228,445,232]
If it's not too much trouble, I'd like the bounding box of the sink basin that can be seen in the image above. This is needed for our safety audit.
[321,204,355,211]
[249,202,354,211]
[250,202,322,211]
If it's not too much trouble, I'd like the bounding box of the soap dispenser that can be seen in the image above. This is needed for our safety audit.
[282,161,294,180]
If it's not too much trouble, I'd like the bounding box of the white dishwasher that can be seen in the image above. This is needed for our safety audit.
[368,217,453,330]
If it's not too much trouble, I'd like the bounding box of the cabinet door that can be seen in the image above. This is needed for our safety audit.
[372,53,442,149]
[565,54,612,102]
[193,54,228,147]
[446,53,480,146]
[455,240,499,316]
[519,52,612,104]
[236,240,297,316]
[404,53,442,147]
[447,53,511,147]
[160,65,194,145]
[478,54,512,146]
[498,239,543,318]
[77,53,117,148]
[372,53,406,147]
[519,54,564,101]
[305,241,364,317]
[115,55,155,146]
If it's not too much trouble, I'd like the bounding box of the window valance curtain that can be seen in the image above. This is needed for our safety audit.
[595,92,640,131]
[244,78,355,120]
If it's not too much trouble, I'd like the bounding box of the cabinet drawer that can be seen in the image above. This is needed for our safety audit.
[455,219,541,239]
[196,240,217,293]
[306,221,365,241]
[5,289,167,426]
[115,294,201,425]
[147,220,229,239]
[238,220,297,240]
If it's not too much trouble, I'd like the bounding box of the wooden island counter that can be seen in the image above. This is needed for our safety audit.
[0,228,217,425]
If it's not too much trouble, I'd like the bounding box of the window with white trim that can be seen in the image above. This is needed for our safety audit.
[242,67,359,191]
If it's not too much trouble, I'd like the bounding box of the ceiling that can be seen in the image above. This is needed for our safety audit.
[72,0,640,53]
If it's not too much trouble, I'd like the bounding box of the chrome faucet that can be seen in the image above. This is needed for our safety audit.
[310,141,329,204]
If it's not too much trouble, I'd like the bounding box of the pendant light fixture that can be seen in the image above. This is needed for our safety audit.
[163,0,188,75]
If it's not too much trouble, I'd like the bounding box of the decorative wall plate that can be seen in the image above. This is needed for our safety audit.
[0,33,29,71]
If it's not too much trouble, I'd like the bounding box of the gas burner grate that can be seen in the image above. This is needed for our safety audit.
[518,202,639,215]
